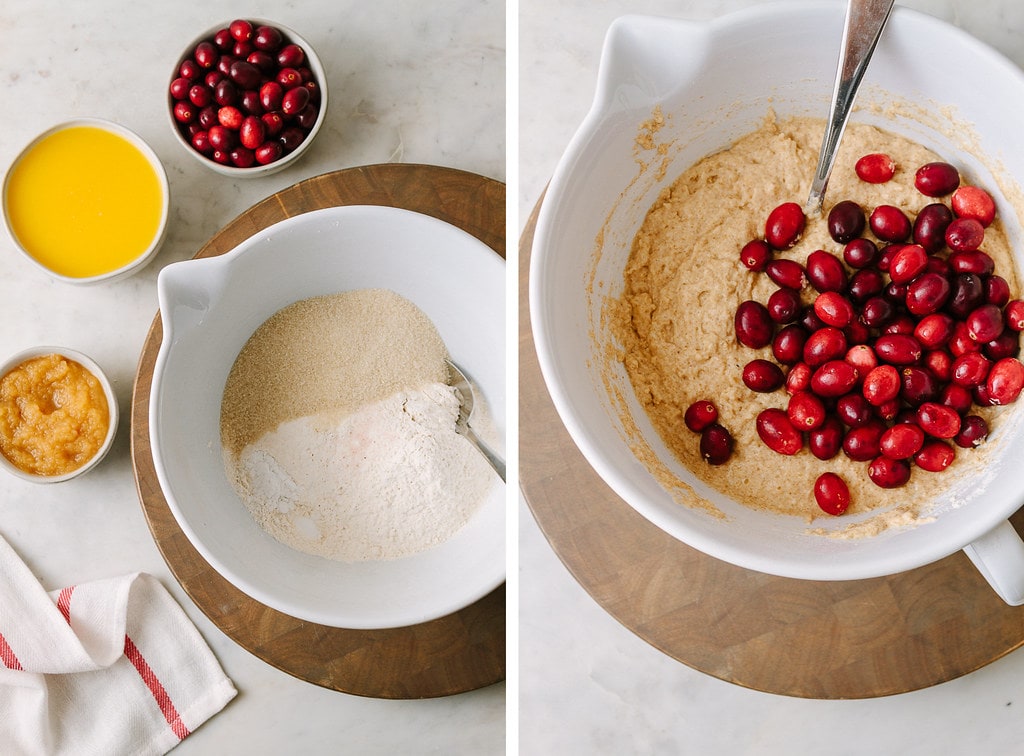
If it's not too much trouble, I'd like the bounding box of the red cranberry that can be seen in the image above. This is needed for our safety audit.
[827,200,866,243]
[914,162,960,197]
[925,350,953,382]
[987,357,1024,405]
[869,205,912,242]
[884,315,917,336]
[811,360,859,397]
[279,127,307,152]
[860,296,895,329]
[239,115,266,150]
[836,392,874,427]
[772,324,809,365]
[867,456,911,488]
[986,276,1011,307]
[787,391,827,430]
[844,422,885,461]
[277,43,306,68]
[905,273,951,317]
[940,383,974,415]
[888,244,928,284]
[766,259,806,289]
[912,203,954,253]
[218,105,243,130]
[804,327,848,367]
[179,58,201,80]
[170,76,191,99]
[843,238,879,269]
[875,334,922,365]
[916,402,962,439]
[862,364,900,406]
[814,472,851,515]
[1005,300,1024,331]
[914,313,955,349]
[952,185,996,226]
[814,292,855,328]
[740,239,772,271]
[742,359,785,392]
[966,304,1005,343]
[229,60,262,90]
[845,319,870,346]
[767,288,802,324]
[805,250,847,293]
[951,351,992,387]
[915,440,955,472]
[880,423,925,459]
[900,366,939,405]
[950,250,995,277]
[949,321,982,357]
[684,400,718,432]
[255,141,284,165]
[855,153,896,183]
[700,424,734,465]
[809,416,844,460]
[786,362,812,394]
[847,268,885,303]
[756,408,803,455]
[229,147,256,168]
[955,415,989,447]
[844,344,878,379]
[948,273,985,319]
[194,40,218,68]
[254,24,284,51]
[282,86,311,116]
[945,217,985,252]
[986,330,1021,361]
[173,100,195,123]
[213,78,238,106]
[764,202,806,250]
[230,19,254,42]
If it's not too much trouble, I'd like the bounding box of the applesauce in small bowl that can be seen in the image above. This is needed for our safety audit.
[0,347,119,483]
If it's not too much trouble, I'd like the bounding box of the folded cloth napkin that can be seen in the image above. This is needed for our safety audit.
[0,534,236,755]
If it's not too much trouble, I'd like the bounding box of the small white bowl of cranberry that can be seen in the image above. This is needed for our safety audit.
[168,19,327,177]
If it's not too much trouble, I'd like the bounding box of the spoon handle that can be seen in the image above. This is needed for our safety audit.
[806,0,895,214]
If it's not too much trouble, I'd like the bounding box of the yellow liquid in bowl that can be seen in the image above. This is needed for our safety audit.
[5,125,164,279]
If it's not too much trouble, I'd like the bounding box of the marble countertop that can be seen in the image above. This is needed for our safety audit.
[519,0,1024,753]
[0,1,504,753]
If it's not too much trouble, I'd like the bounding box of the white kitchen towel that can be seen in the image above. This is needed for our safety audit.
[0,534,236,755]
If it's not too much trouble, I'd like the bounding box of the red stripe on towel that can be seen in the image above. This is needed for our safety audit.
[0,632,23,671]
[57,586,75,624]
[124,635,190,740]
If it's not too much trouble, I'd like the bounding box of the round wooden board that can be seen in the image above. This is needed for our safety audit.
[131,164,505,699]
[520,196,1024,699]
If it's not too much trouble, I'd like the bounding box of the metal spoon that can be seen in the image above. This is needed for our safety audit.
[806,0,895,215]
[447,359,506,482]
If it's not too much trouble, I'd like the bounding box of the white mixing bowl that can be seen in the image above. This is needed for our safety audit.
[530,4,1024,601]
[151,205,505,628]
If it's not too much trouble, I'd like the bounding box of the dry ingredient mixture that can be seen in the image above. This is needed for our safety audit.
[0,353,110,476]
[613,114,1023,522]
[220,288,496,561]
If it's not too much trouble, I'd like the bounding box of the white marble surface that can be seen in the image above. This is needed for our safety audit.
[519,1,1024,754]
[0,1,504,754]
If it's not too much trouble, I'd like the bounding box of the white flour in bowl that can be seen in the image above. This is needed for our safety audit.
[220,288,498,562]
[230,382,495,562]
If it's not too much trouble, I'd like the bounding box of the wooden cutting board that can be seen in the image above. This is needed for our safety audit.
[130,164,505,699]
[519,196,1024,699]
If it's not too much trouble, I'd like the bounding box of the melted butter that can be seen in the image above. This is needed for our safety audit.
[5,125,163,279]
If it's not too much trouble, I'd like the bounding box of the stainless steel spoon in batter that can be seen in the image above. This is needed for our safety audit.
[806,0,895,215]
